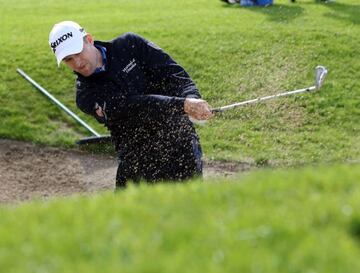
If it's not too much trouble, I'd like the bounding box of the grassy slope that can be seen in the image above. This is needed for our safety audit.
[0,0,359,164]
[1,163,360,273]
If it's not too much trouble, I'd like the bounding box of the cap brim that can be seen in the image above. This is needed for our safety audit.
[56,39,84,66]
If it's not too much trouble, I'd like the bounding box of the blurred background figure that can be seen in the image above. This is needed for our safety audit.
[220,0,240,4]
[220,0,273,6]
[291,0,330,2]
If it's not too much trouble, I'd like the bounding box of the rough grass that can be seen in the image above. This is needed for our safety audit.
[1,163,360,273]
[0,0,359,165]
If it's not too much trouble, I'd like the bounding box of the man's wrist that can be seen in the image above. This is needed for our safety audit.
[173,97,186,115]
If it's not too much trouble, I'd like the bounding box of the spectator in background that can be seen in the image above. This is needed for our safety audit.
[220,0,272,6]
[291,0,329,2]
[220,0,240,4]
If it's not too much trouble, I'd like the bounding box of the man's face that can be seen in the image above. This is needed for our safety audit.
[63,36,97,77]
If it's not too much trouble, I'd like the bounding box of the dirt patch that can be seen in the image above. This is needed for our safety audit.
[0,139,251,204]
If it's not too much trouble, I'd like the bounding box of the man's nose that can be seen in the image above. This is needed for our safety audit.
[73,55,82,67]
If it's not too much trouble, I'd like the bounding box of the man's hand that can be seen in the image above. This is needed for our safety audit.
[95,106,104,117]
[94,102,107,123]
[184,98,213,121]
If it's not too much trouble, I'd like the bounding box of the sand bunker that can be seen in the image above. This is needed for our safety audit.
[0,139,251,204]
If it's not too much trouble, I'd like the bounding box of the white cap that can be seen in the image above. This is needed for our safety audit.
[49,21,87,66]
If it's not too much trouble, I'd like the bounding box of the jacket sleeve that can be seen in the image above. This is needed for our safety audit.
[127,33,201,99]
[76,78,186,122]
[76,80,107,124]
[104,93,186,120]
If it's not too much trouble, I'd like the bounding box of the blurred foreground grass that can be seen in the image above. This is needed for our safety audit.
[1,163,360,273]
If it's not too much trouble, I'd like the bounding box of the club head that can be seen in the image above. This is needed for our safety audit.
[315,65,328,90]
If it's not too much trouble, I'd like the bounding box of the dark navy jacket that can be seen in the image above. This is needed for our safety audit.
[76,33,202,184]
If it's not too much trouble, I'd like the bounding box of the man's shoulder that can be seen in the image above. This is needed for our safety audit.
[113,32,143,41]
[110,32,146,48]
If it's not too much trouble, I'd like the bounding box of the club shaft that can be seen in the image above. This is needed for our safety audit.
[212,85,316,112]
[17,68,100,137]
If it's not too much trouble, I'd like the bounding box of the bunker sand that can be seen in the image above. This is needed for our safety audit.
[0,139,251,204]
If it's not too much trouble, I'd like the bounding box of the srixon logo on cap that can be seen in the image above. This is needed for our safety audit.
[51,32,73,53]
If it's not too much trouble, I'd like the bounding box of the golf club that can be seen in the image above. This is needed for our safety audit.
[17,68,111,145]
[18,65,327,141]
[211,65,328,113]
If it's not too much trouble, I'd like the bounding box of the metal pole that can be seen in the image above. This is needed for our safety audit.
[17,68,100,137]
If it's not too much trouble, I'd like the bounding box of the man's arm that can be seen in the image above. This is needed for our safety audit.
[127,33,212,120]
[126,33,201,99]
[76,34,212,122]
[77,81,211,122]
[76,79,187,121]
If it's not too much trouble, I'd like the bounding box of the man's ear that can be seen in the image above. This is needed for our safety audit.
[84,34,94,45]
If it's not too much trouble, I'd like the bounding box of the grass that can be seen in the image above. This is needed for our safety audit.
[1,1,359,271]
[0,0,359,165]
[1,163,360,272]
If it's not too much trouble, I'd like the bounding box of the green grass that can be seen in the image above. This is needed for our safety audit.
[0,0,359,164]
[1,2,359,270]
[1,163,360,272]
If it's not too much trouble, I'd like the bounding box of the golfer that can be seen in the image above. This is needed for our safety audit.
[49,21,213,188]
